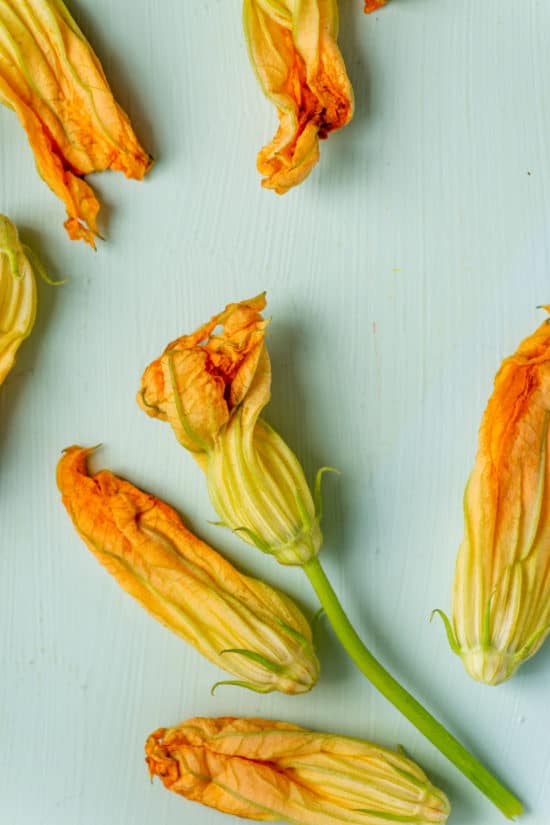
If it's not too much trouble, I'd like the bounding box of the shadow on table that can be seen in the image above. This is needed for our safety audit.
[266,319,352,561]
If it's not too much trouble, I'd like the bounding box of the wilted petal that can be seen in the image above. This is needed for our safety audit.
[448,311,550,684]
[137,294,270,453]
[146,716,450,824]
[243,0,354,193]
[0,0,152,246]
[138,295,324,565]
[57,446,319,694]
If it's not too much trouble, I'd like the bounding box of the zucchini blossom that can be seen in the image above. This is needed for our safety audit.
[439,310,550,685]
[243,0,354,193]
[0,0,152,246]
[138,294,323,566]
[57,445,319,695]
[146,716,451,825]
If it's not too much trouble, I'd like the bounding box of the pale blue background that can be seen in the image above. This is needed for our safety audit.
[1,1,549,823]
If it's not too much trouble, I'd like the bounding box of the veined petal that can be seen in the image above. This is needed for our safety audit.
[0,0,152,246]
[146,716,450,824]
[57,446,319,695]
[137,294,270,453]
[137,295,324,565]
[450,310,550,684]
[208,414,323,565]
[243,0,354,193]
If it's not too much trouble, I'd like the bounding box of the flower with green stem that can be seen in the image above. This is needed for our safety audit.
[138,294,523,819]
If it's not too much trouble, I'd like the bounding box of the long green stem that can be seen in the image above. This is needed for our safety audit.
[303,556,522,819]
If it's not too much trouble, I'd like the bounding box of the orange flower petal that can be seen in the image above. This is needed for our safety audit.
[146,717,450,824]
[244,0,354,193]
[450,311,550,683]
[0,0,152,246]
[57,446,319,694]
[137,294,270,452]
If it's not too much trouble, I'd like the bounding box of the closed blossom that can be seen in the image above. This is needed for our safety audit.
[146,716,451,824]
[57,446,320,694]
[442,310,550,684]
[138,295,325,566]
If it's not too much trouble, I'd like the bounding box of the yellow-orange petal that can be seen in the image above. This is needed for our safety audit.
[244,0,354,193]
[137,294,270,452]
[0,0,152,246]
[450,310,550,684]
[145,716,451,824]
[57,446,319,694]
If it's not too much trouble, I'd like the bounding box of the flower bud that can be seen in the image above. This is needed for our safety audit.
[442,310,550,684]
[207,414,324,565]
[243,0,354,193]
[137,294,270,455]
[138,295,326,565]
[0,215,38,386]
[0,0,152,245]
[57,446,320,695]
[146,716,451,825]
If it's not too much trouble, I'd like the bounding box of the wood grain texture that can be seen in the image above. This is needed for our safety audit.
[1,1,549,823]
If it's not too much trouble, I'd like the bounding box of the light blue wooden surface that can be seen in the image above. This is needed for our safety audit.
[1,1,549,823]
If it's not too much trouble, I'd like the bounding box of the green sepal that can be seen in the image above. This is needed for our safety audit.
[274,618,313,651]
[430,609,460,654]
[210,680,273,696]
[219,648,284,673]
[232,525,274,555]
[314,466,339,522]
[23,244,66,285]
[295,486,313,531]
[481,590,496,649]
[515,621,550,661]
[354,811,418,822]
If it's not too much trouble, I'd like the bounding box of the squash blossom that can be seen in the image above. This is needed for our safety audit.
[57,446,319,694]
[243,0,354,193]
[437,310,550,685]
[138,295,523,818]
[0,0,152,247]
[138,294,323,566]
[146,716,451,825]
[0,215,53,386]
